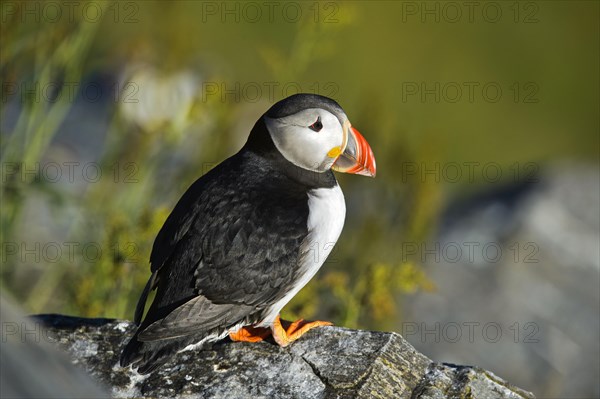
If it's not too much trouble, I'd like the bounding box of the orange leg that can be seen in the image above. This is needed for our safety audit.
[271,315,333,347]
[229,325,272,343]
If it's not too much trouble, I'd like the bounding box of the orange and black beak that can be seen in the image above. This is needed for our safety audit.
[332,122,376,177]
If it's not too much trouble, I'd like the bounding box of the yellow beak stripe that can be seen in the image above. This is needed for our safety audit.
[327,146,342,158]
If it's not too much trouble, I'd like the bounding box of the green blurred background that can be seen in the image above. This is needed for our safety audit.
[1,1,598,398]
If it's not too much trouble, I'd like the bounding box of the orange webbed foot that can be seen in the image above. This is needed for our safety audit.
[272,315,333,347]
[229,315,333,346]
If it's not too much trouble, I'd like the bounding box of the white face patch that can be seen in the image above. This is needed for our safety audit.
[264,108,345,173]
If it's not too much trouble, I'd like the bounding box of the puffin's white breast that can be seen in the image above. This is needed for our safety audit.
[306,183,346,265]
[257,183,346,326]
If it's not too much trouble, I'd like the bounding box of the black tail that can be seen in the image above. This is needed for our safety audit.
[120,332,202,375]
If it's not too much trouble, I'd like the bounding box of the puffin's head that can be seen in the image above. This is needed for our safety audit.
[256,93,376,177]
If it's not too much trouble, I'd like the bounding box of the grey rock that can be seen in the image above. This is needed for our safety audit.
[33,314,534,399]
[0,299,109,399]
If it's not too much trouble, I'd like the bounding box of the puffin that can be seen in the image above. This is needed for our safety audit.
[120,93,376,374]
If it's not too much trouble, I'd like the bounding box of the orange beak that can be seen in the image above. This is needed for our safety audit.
[332,125,376,177]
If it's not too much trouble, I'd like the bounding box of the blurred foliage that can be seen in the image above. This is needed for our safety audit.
[1,0,598,333]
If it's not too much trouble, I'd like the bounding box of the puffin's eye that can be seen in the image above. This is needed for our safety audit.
[309,117,323,132]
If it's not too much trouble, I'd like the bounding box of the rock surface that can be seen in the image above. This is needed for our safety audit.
[0,300,108,399]
[34,314,535,399]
